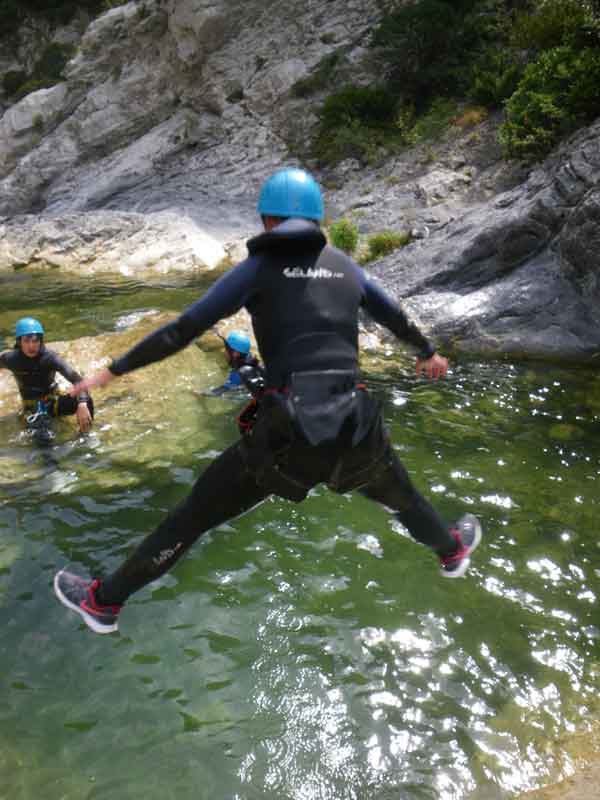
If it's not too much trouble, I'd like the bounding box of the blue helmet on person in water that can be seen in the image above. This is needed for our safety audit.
[15,317,44,338]
[257,168,324,221]
[225,331,251,355]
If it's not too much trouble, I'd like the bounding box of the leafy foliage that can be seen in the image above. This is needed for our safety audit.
[361,230,412,264]
[371,0,502,109]
[0,1,109,38]
[3,41,75,98]
[467,49,524,108]
[290,51,345,98]
[362,0,600,163]
[329,218,359,254]
[410,98,458,142]
[499,44,600,159]
[2,69,27,95]
[510,0,600,51]
[313,85,403,164]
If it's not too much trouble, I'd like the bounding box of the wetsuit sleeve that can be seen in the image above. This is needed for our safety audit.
[50,352,90,403]
[358,269,436,358]
[0,351,11,369]
[109,259,259,375]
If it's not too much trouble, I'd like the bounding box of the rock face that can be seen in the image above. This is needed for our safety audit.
[0,0,599,361]
[366,120,600,361]
[0,210,230,276]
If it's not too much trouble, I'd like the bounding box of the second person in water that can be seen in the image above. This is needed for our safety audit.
[0,317,94,437]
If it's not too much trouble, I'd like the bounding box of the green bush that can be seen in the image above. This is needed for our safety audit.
[329,218,359,254]
[0,0,20,37]
[318,84,398,130]
[411,97,458,142]
[2,69,27,95]
[468,49,524,108]
[361,230,412,263]
[35,42,75,81]
[0,1,108,38]
[4,42,75,99]
[313,84,401,164]
[499,44,600,160]
[371,0,499,108]
[290,51,344,98]
[510,0,600,52]
[14,77,55,99]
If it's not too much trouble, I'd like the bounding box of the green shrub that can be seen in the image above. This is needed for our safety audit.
[411,97,458,142]
[313,84,401,164]
[2,69,27,96]
[0,0,21,37]
[4,41,76,100]
[290,51,344,98]
[0,1,108,38]
[329,218,359,254]
[319,84,398,130]
[34,42,75,81]
[371,0,499,108]
[361,230,412,263]
[500,45,600,160]
[14,77,55,99]
[510,0,600,53]
[468,49,524,108]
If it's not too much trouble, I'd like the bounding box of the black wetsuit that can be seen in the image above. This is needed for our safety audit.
[96,218,456,606]
[0,346,93,418]
[210,352,262,396]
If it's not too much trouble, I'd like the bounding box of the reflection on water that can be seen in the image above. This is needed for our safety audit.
[1,275,600,799]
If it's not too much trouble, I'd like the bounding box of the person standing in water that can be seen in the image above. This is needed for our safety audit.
[0,317,94,435]
[54,167,482,634]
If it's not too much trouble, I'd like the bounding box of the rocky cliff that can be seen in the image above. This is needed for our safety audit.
[0,0,599,361]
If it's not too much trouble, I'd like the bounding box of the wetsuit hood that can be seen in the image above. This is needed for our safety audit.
[247,218,326,256]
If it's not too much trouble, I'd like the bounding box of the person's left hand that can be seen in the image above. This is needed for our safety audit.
[76,402,92,433]
[416,353,449,380]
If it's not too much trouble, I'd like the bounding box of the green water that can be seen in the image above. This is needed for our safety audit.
[1,271,599,799]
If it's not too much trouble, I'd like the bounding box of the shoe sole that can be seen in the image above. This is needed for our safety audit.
[53,571,118,634]
[440,515,482,579]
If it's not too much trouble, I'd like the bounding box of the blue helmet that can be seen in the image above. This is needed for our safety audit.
[225,331,251,355]
[257,167,324,221]
[15,317,44,338]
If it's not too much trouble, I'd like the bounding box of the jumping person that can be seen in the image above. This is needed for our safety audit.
[54,167,482,634]
[209,330,262,396]
[0,317,94,435]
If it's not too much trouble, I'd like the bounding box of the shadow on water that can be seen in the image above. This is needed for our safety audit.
[1,274,600,799]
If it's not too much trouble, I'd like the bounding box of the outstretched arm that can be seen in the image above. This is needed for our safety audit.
[70,259,258,396]
[360,271,448,379]
[50,353,93,432]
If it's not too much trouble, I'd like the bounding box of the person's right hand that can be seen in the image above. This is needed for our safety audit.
[69,367,116,397]
[416,353,448,380]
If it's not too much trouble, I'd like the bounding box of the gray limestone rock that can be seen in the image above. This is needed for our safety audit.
[0,0,599,362]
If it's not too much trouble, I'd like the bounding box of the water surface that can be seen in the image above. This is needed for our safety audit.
[1,272,599,799]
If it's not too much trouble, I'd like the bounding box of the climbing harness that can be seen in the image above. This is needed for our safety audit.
[25,398,52,425]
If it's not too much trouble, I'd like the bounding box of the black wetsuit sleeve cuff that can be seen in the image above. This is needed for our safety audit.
[108,359,126,376]
[417,343,436,360]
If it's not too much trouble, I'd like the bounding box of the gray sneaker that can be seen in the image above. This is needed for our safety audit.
[54,570,121,633]
[439,513,482,578]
